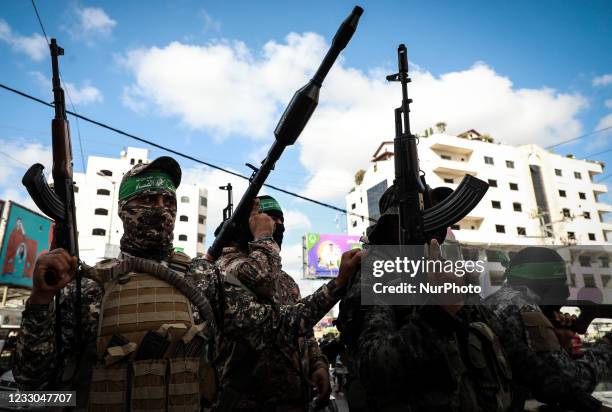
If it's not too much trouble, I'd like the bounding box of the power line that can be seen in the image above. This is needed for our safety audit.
[545,126,612,150]
[596,173,612,183]
[585,147,612,159]
[0,82,374,222]
[0,150,30,168]
[30,0,87,173]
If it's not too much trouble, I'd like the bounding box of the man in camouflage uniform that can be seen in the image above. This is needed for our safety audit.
[14,156,213,409]
[15,156,362,410]
[484,246,612,411]
[338,185,607,412]
[213,195,330,411]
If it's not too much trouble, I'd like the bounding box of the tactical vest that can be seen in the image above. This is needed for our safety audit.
[443,322,513,412]
[87,253,215,412]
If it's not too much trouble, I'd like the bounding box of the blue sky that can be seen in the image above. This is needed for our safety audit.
[0,0,611,272]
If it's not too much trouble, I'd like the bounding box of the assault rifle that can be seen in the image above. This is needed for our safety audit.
[544,300,612,334]
[21,39,81,383]
[386,44,489,245]
[207,6,364,259]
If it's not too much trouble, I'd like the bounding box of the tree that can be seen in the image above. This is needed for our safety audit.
[435,122,447,133]
[355,169,366,185]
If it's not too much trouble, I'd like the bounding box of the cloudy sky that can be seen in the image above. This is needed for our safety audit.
[0,0,611,276]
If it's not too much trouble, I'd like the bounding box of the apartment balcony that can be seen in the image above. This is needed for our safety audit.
[593,183,608,194]
[597,203,612,213]
[433,160,478,177]
[430,142,474,156]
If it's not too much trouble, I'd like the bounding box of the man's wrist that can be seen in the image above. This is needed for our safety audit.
[28,291,55,305]
[327,278,347,298]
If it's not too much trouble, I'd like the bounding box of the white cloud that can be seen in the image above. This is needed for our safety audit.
[121,33,588,203]
[605,99,612,109]
[0,140,52,212]
[283,210,311,234]
[202,10,221,33]
[77,7,117,36]
[280,242,303,277]
[596,113,612,132]
[0,19,47,61]
[593,74,612,87]
[31,71,103,105]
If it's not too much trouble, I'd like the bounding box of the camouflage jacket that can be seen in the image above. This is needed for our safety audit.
[356,301,604,412]
[13,252,201,391]
[484,283,612,409]
[206,240,329,408]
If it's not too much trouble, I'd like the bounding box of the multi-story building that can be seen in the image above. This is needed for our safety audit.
[69,147,208,263]
[346,130,612,300]
[346,129,611,246]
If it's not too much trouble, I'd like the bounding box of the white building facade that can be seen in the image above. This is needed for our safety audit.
[345,130,612,300]
[71,147,208,263]
[346,130,611,246]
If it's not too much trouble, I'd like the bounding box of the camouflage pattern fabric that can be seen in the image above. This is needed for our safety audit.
[340,267,605,412]
[215,240,328,409]
[13,256,207,391]
[484,283,612,410]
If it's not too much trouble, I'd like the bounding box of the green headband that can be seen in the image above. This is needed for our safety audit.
[505,262,567,280]
[119,171,176,201]
[259,197,282,213]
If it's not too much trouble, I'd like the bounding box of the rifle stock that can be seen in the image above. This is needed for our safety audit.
[207,6,363,259]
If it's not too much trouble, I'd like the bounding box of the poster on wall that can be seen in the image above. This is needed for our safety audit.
[0,202,53,289]
[304,233,361,278]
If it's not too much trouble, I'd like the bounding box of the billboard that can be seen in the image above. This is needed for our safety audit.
[0,202,53,289]
[304,233,361,278]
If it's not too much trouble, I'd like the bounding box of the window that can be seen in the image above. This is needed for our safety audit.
[600,256,610,268]
[351,203,356,210]
[562,208,571,218]
[181,196,190,203]
[178,234,188,241]
[486,250,503,262]
[352,221,357,227]
[579,192,586,200]
[484,156,494,165]
[130,158,135,165]
[579,256,592,267]
[99,169,112,176]
[92,228,106,236]
[567,231,576,240]
[555,169,562,177]
[509,183,518,191]
[559,190,566,197]
[506,160,515,169]
[179,215,188,222]
[197,234,204,243]
[517,227,526,236]
[198,215,205,225]
[74,185,79,193]
[97,189,111,196]
[588,233,596,241]
[583,274,595,288]
[574,171,582,179]
[488,179,497,187]
[495,225,505,233]
[200,197,207,207]
[444,178,454,184]
[451,224,460,230]
[491,200,501,209]
[602,275,612,288]
[583,211,591,219]
[462,248,479,261]
[367,180,388,221]
[441,154,451,160]
[94,208,108,216]
[513,202,522,212]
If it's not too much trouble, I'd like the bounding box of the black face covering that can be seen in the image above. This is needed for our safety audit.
[273,223,285,249]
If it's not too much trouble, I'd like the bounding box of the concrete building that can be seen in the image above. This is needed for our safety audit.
[70,147,208,263]
[345,130,612,300]
[346,129,611,246]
